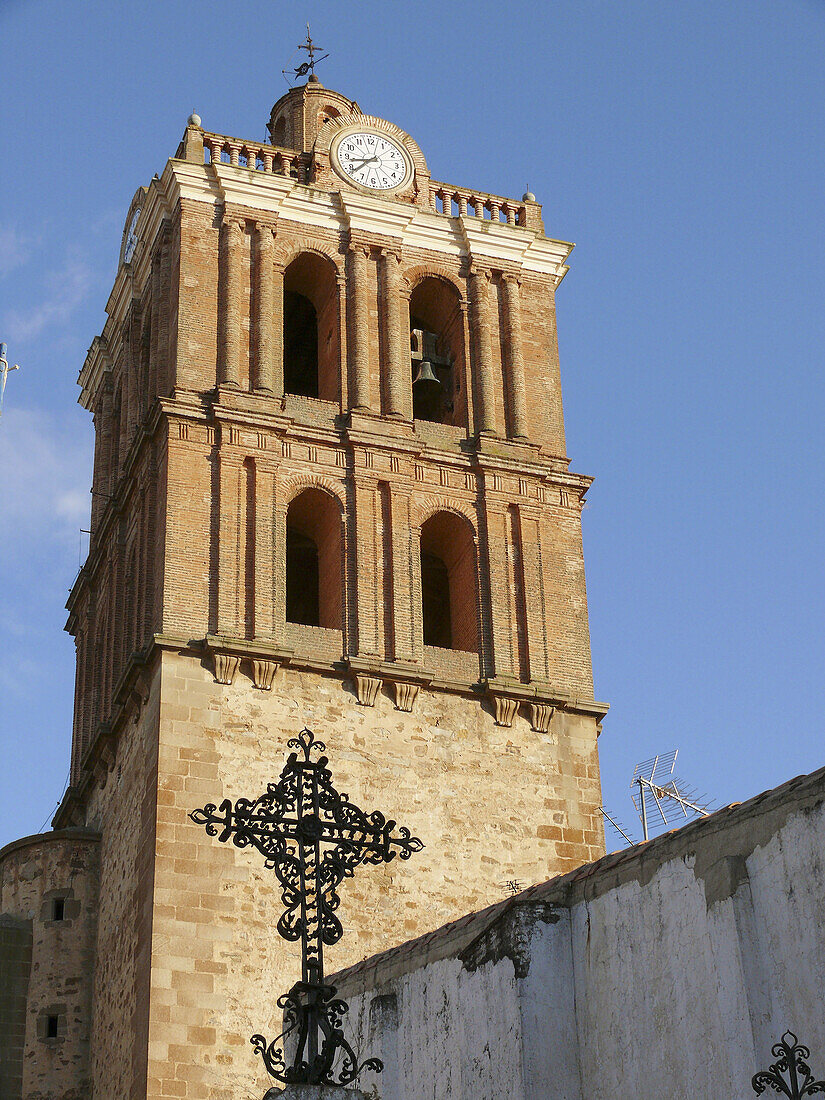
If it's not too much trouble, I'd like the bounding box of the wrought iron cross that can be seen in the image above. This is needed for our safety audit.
[190,727,423,1088]
[752,1032,825,1098]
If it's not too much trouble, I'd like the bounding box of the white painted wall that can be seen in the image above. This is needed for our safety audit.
[335,782,825,1100]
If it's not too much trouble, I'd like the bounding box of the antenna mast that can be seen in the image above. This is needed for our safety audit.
[630,750,713,841]
[0,342,20,425]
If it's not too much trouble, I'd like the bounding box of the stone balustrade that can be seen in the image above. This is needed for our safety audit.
[429,181,532,227]
[197,134,539,229]
[202,133,310,183]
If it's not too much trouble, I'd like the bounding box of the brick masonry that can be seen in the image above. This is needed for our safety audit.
[0,80,609,1097]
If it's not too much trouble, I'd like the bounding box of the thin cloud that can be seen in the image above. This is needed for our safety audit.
[3,252,94,344]
[0,406,91,549]
[0,224,31,278]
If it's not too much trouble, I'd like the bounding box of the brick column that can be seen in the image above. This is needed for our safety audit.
[389,488,415,662]
[125,302,141,443]
[149,250,161,399]
[347,245,371,410]
[334,274,348,408]
[352,473,380,657]
[470,269,497,434]
[217,451,242,634]
[253,459,277,639]
[96,381,114,517]
[272,261,284,398]
[254,225,275,393]
[502,274,528,439]
[382,249,408,418]
[273,499,288,642]
[157,225,171,397]
[483,503,517,679]
[220,218,243,388]
[517,505,549,682]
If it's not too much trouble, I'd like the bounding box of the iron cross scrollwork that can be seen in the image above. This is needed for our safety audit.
[752,1032,825,1098]
[190,728,423,1088]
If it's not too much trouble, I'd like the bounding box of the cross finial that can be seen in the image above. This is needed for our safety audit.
[284,23,329,84]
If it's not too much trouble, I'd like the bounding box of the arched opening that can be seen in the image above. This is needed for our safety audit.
[285,488,342,629]
[270,116,287,147]
[409,277,466,427]
[283,253,340,403]
[419,511,478,653]
[318,106,341,128]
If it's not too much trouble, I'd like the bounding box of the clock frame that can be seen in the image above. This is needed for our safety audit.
[329,126,414,195]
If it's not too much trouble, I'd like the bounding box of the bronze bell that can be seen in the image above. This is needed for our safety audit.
[412,359,441,388]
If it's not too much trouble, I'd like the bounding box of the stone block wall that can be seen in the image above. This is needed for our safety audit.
[0,830,100,1100]
[0,915,31,1099]
[141,648,603,1099]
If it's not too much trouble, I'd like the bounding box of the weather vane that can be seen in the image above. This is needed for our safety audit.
[190,727,423,1090]
[283,24,329,84]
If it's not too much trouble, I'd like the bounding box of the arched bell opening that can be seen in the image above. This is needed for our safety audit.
[285,488,342,629]
[408,277,466,427]
[283,253,340,403]
[270,115,287,148]
[419,511,478,653]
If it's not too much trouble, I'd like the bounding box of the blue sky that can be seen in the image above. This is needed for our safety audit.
[1,0,823,851]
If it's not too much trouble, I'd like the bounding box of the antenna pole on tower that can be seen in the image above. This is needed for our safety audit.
[638,777,649,841]
[0,341,20,425]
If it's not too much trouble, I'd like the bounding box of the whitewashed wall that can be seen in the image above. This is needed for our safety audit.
[333,769,825,1100]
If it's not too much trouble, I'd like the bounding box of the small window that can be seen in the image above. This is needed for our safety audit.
[46,1016,59,1039]
[52,897,66,921]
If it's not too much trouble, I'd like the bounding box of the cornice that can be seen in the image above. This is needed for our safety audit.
[162,159,571,279]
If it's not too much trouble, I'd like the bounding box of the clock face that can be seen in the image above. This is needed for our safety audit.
[124,209,141,264]
[333,131,411,191]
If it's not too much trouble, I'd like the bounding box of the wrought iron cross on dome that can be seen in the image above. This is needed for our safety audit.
[190,728,423,1088]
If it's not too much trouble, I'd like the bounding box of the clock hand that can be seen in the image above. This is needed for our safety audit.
[350,155,379,169]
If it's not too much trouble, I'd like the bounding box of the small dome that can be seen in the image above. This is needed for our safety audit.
[188,111,202,128]
[522,189,536,202]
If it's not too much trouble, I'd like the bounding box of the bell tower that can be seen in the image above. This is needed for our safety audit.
[57,79,608,1097]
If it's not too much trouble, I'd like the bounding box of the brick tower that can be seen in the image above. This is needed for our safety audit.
[42,78,607,1097]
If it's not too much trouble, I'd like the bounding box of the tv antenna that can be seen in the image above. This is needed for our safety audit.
[283,24,329,85]
[600,806,636,847]
[0,341,20,424]
[630,750,713,841]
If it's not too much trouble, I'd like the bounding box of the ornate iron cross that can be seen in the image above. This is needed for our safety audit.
[190,727,423,1088]
[752,1032,825,1098]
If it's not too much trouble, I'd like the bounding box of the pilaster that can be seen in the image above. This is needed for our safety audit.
[502,273,528,439]
[253,223,276,394]
[347,244,372,410]
[382,248,409,419]
[470,268,497,434]
[220,217,244,388]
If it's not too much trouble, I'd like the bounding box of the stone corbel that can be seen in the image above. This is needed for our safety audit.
[213,653,241,686]
[391,681,420,713]
[354,674,381,707]
[491,694,519,728]
[251,659,279,690]
[530,703,555,734]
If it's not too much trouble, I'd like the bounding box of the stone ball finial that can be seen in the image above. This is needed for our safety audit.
[188,111,202,128]
[523,188,536,202]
